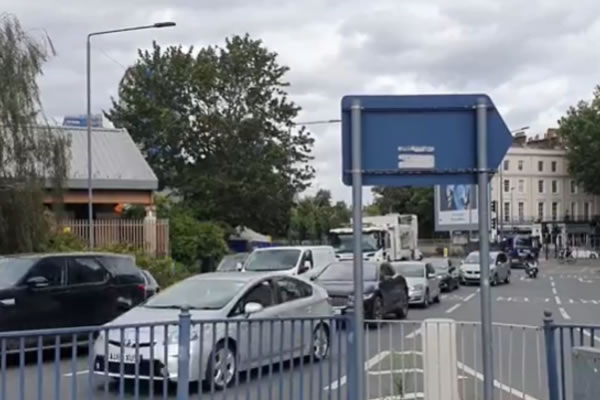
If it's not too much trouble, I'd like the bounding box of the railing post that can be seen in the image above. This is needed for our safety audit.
[345,312,357,400]
[544,311,560,400]
[177,306,191,400]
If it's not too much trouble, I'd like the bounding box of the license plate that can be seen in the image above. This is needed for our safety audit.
[108,352,139,364]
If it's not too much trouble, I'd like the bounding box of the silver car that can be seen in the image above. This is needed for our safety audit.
[390,261,441,307]
[93,272,334,389]
[460,251,511,285]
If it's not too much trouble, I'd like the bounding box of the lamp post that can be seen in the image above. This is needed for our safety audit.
[86,21,175,248]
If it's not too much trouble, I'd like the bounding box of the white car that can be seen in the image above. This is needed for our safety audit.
[244,246,336,276]
[460,251,511,286]
[390,261,441,307]
[572,248,599,259]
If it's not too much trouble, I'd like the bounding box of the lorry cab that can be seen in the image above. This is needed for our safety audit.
[243,246,336,276]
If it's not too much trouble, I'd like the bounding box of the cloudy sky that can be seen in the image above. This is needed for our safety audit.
[7,0,600,203]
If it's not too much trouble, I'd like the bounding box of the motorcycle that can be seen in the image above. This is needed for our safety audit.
[524,255,539,278]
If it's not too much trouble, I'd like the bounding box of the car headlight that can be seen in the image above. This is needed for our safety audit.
[411,284,424,293]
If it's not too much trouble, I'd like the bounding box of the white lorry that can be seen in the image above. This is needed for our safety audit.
[329,214,421,262]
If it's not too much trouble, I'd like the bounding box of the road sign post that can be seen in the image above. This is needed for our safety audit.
[342,94,512,400]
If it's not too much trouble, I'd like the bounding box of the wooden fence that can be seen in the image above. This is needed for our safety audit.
[59,219,170,257]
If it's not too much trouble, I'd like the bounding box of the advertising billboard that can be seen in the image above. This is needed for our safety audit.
[434,184,479,231]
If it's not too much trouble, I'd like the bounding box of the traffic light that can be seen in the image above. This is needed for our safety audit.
[491,218,497,229]
[491,201,497,213]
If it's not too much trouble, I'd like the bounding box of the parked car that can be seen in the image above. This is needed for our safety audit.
[312,261,409,320]
[141,270,160,298]
[243,246,336,276]
[390,261,441,308]
[93,272,334,389]
[216,252,249,272]
[460,251,511,286]
[0,252,146,350]
[572,247,599,259]
[425,257,459,292]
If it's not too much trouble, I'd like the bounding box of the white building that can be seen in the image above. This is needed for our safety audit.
[489,130,600,246]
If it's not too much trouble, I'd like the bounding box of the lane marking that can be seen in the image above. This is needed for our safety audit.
[324,350,390,390]
[63,370,89,377]
[551,287,557,295]
[550,281,555,288]
[555,296,562,305]
[405,327,422,339]
[559,307,571,320]
[463,289,480,303]
[368,368,423,376]
[579,329,600,344]
[445,304,461,314]
[458,361,539,400]
[370,393,424,400]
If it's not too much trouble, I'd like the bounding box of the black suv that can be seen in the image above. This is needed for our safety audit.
[0,252,146,338]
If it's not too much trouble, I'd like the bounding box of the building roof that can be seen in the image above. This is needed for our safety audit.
[54,126,158,191]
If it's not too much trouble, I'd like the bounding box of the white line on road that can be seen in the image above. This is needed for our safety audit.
[458,361,539,400]
[463,289,480,303]
[551,287,557,295]
[559,307,571,320]
[405,327,422,339]
[63,370,89,377]
[579,329,600,343]
[370,393,424,400]
[555,296,562,305]
[324,351,390,390]
[445,303,462,314]
[368,368,423,376]
[550,281,555,288]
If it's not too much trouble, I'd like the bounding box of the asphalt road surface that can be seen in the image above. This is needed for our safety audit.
[3,259,600,400]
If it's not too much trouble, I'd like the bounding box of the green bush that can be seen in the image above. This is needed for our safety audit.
[42,230,86,252]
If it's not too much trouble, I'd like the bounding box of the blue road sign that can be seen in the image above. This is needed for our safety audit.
[341,94,512,186]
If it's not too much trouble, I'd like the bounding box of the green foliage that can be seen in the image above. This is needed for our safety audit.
[42,230,86,252]
[371,187,435,237]
[288,190,351,243]
[558,86,600,195]
[0,14,69,254]
[107,35,314,237]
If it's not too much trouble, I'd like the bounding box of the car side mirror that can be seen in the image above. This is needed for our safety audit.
[26,276,49,289]
[244,302,263,316]
[298,260,311,275]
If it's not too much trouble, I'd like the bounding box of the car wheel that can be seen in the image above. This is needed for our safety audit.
[590,253,598,259]
[395,292,409,319]
[423,290,430,308]
[434,293,441,303]
[371,296,384,320]
[312,324,330,361]
[490,274,498,286]
[205,341,236,391]
[504,272,510,284]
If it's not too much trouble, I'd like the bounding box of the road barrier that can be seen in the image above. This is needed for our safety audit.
[543,311,600,400]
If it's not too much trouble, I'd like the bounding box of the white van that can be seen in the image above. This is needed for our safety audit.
[243,246,336,276]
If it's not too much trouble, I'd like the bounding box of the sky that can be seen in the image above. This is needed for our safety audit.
[6,0,600,204]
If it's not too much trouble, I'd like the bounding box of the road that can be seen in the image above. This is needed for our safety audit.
[3,259,600,400]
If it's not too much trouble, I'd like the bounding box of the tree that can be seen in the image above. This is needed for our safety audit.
[0,14,69,254]
[107,35,314,237]
[558,86,600,195]
[370,187,435,237]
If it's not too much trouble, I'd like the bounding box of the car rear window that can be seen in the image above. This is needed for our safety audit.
[100,256,143,284]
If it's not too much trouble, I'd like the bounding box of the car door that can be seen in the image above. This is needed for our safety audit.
[272,277,316,357]
[425,263,440,299]
[379,263,401,314]
[18,256,68,331]
[66,256,111,327]
[230,279,280,368]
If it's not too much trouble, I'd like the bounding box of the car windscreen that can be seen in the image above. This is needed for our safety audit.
[317,262,377,281]
[0,258,35,287]
[244,249,301,272]
[217,254,248,272]
[144,278,246,310]
[426,259,448,273]
[392,263,425,278]
[465,253,494,264]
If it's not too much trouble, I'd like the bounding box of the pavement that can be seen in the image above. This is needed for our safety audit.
[3,258,600,399]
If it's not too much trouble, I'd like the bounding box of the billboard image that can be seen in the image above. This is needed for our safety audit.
[434,184,479,231]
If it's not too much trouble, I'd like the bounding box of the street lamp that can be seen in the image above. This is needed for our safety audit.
[86,22,175,248]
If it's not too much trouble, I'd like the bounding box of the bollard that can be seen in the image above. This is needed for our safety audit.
[422,319,459,400]
[544,311,560,400]
[177,306,191,400]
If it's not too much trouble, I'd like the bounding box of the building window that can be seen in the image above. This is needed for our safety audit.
[571,202,576,219]
[570,180,577,194]
[503,160,509,171]
[518,160,524,171]
[538,160,543,172]
[551,161,557,172]
[518,179,525,193]
[518,202,524,221]
[552,202,558,221]
[504,202,510,222]
[585,202,590,220]
[538,202,544,220]
[538,180,544,193]
[552,180,558,194]
[503,179,510,192]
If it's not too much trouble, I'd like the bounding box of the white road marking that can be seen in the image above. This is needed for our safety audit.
[324,350,390,390]
[555,296,562,305]
[368,368,423,376]
[405,327,422,339]
[370,393,424,400]
[63,370,89,377]
[550,281,555,288]
[551,287,557,295]
[445,303,462,314]
[463,289,480,303]
[579,329,600,344]
[458,361,539,400]
[559,307,571,320]
[440,295,447,300]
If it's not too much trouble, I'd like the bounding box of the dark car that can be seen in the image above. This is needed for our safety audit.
[313,261,409,320]
[140,269,160,298]
[425,257,459,292]
[0,252,146,350]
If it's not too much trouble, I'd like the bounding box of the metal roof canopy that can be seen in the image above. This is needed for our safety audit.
[341,94,512,186]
